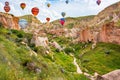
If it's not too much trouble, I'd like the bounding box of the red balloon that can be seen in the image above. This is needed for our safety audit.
[46,17,50,22]
[60,20,65,26]
[5,1,9,6]
[20,3,26,10]
[4,5,10,13]
[31,7,39,16]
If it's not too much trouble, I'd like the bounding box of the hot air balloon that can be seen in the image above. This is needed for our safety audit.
[96,0,101,5]
[20,3,26,10]
[60,18,65,22]
[60,18,65,26]
[47,3,51,8]
[46,17,50,22]
[5,1,9,6]
[31,7,39,16]
[60,20,65,26]
[61,12,66,17]
[65,0,69,4]
[19,19,28,29]
[4,5,10,13]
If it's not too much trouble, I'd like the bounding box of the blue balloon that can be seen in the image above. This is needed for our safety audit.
[61,12,66,17]
[18,19,28,29]
[65,0,69,4]
[60,18,65,22]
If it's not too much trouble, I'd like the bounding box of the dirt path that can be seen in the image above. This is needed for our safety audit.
[73,57,83,74]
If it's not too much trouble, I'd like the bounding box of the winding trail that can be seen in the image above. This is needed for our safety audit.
[73,57,83,74]
[70,54,95,80]
[70,54,82,74]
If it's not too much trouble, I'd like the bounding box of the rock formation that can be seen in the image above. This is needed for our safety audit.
[0,12,20,30]
[95,70,120,80]
[98,22,120,44]
[77,22,120,44]
[31,33,49,49]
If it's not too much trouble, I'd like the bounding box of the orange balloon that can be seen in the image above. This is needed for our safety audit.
[46,17,50,22]
[4,5,10,13]
[20,3,26,10]
[31,7,39,16]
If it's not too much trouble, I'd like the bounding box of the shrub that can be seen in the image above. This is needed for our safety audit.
[0,22,3,28]
[64,47,74,54]
[105,50,110,55]
[35,46,47,56]
[15,38,23,43]
[17,33,23,38]
[11,29,24,38]
[66,23,74,29]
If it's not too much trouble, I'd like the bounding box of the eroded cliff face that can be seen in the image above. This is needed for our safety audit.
[77,22,120,44]
[0,12,20,30]
[98,22,120,44]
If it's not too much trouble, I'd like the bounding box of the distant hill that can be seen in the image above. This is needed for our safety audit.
[52,15,95,28]
[19,15,41,24]
[89,1,120,27]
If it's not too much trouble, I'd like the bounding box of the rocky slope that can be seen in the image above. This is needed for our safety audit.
[0,12,20,30]
[76,21,120,44]
[72,1,120,44]
[88,1,120,27]
[0,1,120,80]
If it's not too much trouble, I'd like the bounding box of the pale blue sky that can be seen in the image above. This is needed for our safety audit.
[0,0,119,22]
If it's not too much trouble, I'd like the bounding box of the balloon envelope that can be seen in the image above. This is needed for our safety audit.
[96,0,101,5]
[4,5,10,13]
[31,7,39,16]
[65,0,69,4]
[60,18,65,22]
[47,3,51,8]
[5,1,9,6]
[19,19,28,29]
[46,17,50,22]
[20,3,26,10]
[60,20,65,26]
[61,12,66,17]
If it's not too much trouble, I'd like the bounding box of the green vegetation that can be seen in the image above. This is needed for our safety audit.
[47,28,120,76]
[72,42,120,75]
[66,15,95,21]
[0,18,120,79]
[66,23,74,29]
[19,15,41,24]
[0,26,88,80]
[116,19,120,27]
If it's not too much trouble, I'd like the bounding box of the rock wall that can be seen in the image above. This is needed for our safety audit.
[0,12,20,30]
[98,22,120,44]
[78,27,93,42]
[96,70,120,80]
[78,22,120,44]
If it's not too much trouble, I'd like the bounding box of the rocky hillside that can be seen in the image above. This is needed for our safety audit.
[79,1,120,44]
[52,15,95,28]
[0,24,90,80]
[0,12,20,30]
[0,1,120,79]
[89,1,120,27]
[0,23,120,80]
